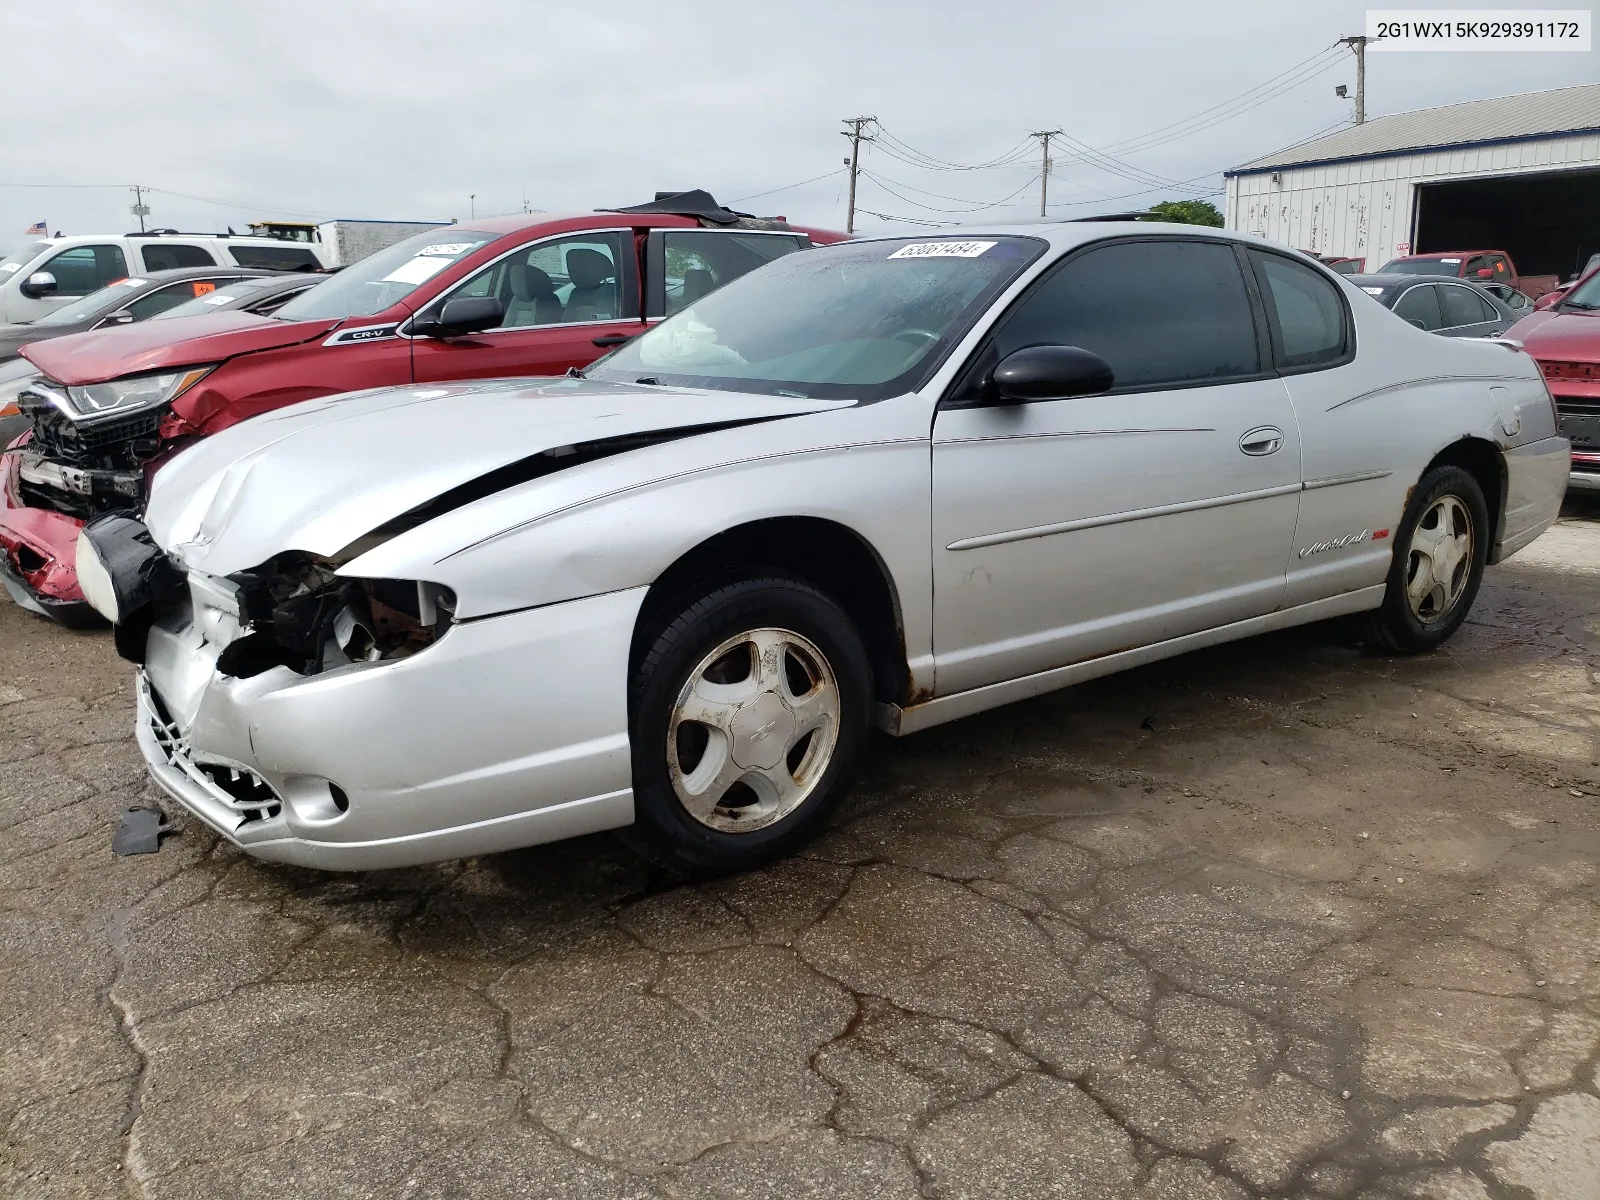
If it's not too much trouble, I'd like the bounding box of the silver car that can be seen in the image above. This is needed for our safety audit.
[77,222,1569,873]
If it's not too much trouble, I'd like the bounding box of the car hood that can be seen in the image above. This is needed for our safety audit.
[146,377,850,577]
[1508,308,1600,360]
[19,311,340,385]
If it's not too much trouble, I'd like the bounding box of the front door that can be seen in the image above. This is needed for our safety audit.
[410,230,644,383]
[931,237,1303,696]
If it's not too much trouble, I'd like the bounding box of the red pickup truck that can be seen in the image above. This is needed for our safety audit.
[1377,250,1560,300]
[1,192,845,623]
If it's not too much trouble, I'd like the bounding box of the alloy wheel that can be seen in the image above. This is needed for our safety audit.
[667,627,841,833]
[1406,494,1474,624]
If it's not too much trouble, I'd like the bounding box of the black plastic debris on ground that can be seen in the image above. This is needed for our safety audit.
[112,807,175,856]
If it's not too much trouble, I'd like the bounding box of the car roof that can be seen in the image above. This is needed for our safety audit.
[842,219,1312,259]
[124,266,270,285]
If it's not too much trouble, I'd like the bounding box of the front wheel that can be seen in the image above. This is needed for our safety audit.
[1357,464,1489,654]
[625,574,873,875]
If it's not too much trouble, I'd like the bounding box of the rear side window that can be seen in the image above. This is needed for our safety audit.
[141,244,215,271]
[651,230,810,317]
[228,244,320,270]
[124,279,228,321]
[1440,285,1493,328]
[1249,251,1349,369]
[988,239,1260,391]
[1393,285,1443,331]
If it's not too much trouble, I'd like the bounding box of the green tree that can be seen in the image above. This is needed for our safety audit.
[1148,199,1224,227]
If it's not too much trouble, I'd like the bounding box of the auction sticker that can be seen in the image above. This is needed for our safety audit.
[888,240,997,259]
[1367,10,1591,50]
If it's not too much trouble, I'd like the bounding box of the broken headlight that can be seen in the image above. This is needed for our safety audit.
[61,365,213,422]
[218,555,457,679]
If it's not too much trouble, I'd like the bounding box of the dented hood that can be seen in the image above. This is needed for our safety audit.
[145,377,846,575]
[20,312,339,385]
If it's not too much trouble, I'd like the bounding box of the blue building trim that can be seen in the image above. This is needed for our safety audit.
[1226,125,1600,178]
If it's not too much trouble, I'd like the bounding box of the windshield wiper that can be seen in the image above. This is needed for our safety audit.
[1560,301,1599,311]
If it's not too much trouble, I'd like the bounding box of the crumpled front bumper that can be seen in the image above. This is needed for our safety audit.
[0,443,96,626]
[136,580,646,871]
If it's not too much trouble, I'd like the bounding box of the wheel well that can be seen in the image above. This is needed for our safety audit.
[1424,437,1505,545]
[632,517,910,706]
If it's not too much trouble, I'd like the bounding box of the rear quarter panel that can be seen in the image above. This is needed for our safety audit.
[1281,278,1548,605]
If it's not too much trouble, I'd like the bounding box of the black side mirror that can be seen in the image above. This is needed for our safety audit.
[19,271,57,300]
[413,296,504,338]
[985,345,1114,404]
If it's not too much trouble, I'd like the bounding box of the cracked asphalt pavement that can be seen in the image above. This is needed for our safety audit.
[8,511,1600,1199]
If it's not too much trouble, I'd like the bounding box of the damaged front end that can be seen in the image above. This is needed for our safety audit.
[79,513,457,677]
[1,370,212,621]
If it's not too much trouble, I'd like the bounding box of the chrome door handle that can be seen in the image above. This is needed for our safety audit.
[1239,426,1284,456]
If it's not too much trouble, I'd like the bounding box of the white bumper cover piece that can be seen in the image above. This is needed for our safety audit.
[136,585,646,870]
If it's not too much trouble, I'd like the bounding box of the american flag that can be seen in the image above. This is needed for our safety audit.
[24,221,45,237]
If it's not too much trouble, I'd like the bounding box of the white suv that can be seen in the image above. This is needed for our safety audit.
[0,232,331,323]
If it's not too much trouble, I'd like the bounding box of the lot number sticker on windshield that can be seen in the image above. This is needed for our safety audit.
[382,256,456,286]
[888,240,997,260]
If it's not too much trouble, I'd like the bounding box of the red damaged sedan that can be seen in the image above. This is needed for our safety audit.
[2,193,843,623]
[1507,265,1600,495]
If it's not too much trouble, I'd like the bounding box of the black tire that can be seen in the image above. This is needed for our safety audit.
[624,574,873,876]
[1356,464,1489,654]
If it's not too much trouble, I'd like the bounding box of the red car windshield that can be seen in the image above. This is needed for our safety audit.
[272,229,496,322]
[1564,270,1600,311]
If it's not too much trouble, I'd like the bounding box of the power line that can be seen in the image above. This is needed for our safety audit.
[860,170,1036,214]
[729,168,846,205]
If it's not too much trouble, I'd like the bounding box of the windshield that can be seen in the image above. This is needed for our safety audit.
[1378,258,1459,277]
[1564,269,1600,311]
[0,242,47,279]
[586,236,1045,400]
[152,277,273,319]
[33,277,144,326]
[271,228,495,321]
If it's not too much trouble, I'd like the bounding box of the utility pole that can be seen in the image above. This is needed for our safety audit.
[1031,130,1063,217]
[1340,36,1368,124]
[469,194,476,219]
[840,116,875,236]
[129,184,150,232]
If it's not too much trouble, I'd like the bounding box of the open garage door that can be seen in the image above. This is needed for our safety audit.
[1415,166,1600,282]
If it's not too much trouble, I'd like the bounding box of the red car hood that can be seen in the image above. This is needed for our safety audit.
[1507,308,1600,361]
[19,312,341,385]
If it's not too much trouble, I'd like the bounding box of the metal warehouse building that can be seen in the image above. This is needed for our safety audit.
[1225,83,1600,283]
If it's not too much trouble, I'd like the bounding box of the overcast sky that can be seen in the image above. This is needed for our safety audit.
[1,0,1593,252]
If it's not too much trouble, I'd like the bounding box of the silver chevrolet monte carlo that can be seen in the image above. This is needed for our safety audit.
[76,222,1569,874]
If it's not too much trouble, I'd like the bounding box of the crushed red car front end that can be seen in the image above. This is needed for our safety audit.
[0,432,98,626]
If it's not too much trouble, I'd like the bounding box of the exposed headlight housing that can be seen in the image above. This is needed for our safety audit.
[51,365,213,423]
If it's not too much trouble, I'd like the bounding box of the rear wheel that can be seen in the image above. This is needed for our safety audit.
[1356,465,1488,654]
[625,574,872,875]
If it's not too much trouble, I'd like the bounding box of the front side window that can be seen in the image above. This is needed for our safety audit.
[40,244,128,296]
[441,232,629,330]
[1393,284,1443,331]
[33,277,143,326]
[271,228,496,321]
[656,230,809,317]
[1250,251,1349,369]
[981,239,1260,392]
[587,236,1045,400]
[141,244,215,271]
